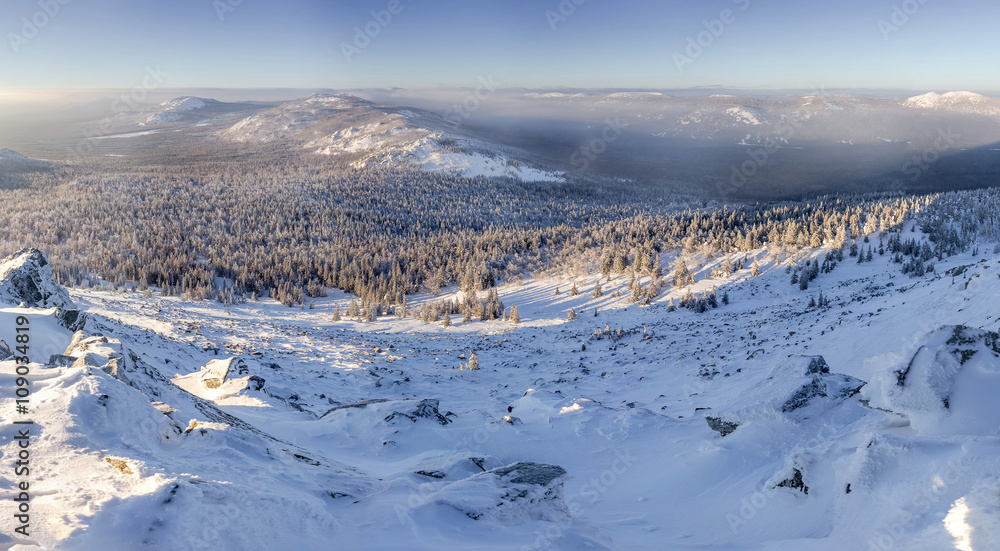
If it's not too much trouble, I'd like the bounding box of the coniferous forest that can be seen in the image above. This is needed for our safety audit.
[0,155,995,316]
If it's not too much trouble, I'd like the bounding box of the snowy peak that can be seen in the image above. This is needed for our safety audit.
[141,96,215,125]
[903,91,987,106]
[222,95,564,182]
[0,248,74,308]
[0,147,49,167]
[138,96,238,126]
[902,91,995,111]
[158,96,215,111]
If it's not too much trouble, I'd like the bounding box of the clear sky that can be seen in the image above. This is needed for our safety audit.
[0,0,997,93]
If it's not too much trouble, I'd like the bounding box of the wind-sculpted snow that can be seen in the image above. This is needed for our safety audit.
[862,325,1000,434]
[705,355,865,436]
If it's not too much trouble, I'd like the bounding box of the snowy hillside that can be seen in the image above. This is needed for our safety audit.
[903,91,1000,116]
[3,220,1000,549]
[221,94,564,182]
[0,149,30,163]
[0,149,50,168]
[140,97,217,126]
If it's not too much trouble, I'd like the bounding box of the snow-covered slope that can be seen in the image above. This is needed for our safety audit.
[0,148,30,163]
[4,224,1000,549]
[139,96,218,126]
[221,93,564,182]
[0,148,51,168]
[902,91,1000,116]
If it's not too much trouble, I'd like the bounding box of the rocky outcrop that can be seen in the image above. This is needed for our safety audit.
[426,461,570,523]
[385,398,452,425]
[412,453,504,480]
[0,248,74,308]
[55,308,88,332]
[706,355,865,437]
[705,416,740,437]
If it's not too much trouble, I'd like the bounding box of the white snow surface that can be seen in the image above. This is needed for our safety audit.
[3,232,1000,549]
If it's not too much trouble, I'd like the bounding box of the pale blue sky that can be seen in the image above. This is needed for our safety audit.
[0,0,996,93]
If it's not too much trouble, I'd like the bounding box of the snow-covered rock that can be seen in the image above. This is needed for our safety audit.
[863,325,1000,434]
[411,452,504,480]
[0,248,74,308]
[424,461,569,523]
[706,355,865,436]
[172,357,271,406]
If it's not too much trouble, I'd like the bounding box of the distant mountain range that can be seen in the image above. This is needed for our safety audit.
[95,93,564,182]
[39,89,1000,198]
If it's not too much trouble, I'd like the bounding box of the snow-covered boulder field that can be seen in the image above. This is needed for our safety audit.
[2,242,1000,549]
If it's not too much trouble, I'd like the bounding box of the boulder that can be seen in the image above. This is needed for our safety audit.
[246,375,266,391]
[200,357,245,389]
[425,461,570,523]
[48,354,76,367]
[54,308,88,332]
[385,398,452,425]
[412,453,504,480]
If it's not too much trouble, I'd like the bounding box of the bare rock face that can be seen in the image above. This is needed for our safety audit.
[0,248,74,308]
[55,308,88,332]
